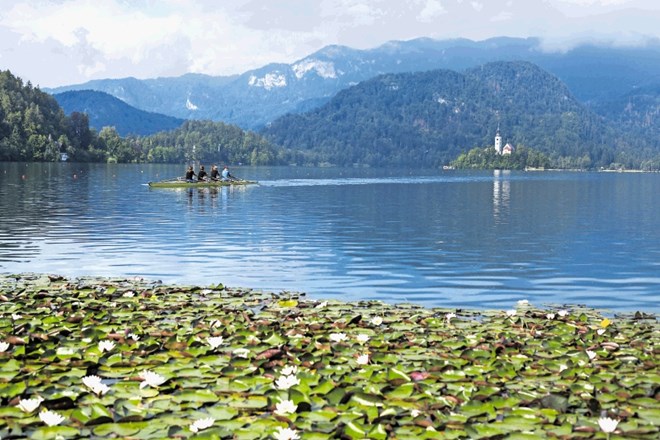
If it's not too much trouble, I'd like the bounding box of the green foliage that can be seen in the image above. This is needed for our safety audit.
[1,274,658,439]
[452,146,551,170]
[0,70,69,161]
[263,62,660,169]
[137,120,279,165]
[1,70,279,165]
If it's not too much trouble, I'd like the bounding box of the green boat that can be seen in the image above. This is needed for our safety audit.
[148,179,258,188]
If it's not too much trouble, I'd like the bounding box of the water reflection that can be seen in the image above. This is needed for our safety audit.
[492,169,511,223]
[1,163,659,312]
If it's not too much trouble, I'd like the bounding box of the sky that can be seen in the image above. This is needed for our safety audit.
[1,0,659,88]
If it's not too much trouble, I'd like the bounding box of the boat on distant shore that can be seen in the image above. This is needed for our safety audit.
[148,178,258,188]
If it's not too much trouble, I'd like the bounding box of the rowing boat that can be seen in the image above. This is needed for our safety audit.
[148,179,258,188]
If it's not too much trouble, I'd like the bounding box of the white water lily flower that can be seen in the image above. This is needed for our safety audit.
[586,350,597,361]
[371,316,383,326]
[17,397,43,413]
[82,375,103,387]
[207,336,224,349]
[273,426,300,440]
[517,299,529,306]
[281,365,298,376]
[275,374,300,390]
[209,319,222,328]
[0,341,10,352]
[356,334,370,344]
[558,364,568,372]
[275,399,298,416]
[315,301,327,308]
[558,310,569,317]
[128,333,140,341]
[189,417,215,433]
[139,370,166,389]
[411,409,421,418]
[546,313,556,320]
[356,354,369,365]
[597,328,606,336]
[200,289,213,295]
[598,416,619,433]
[506,309,517,317]
[445,312,457,323]
[12,313,22,320]
[39,409,66,426]
[82,375,110,396]
[122,291,135,297]
[98,340,115,352]
[329,332,347,343]
[233,348,250,358]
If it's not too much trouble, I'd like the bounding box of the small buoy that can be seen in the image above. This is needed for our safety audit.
[73,174,77,179]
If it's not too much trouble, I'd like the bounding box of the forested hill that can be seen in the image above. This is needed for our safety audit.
[0,70,70,161]
[1,69,280,164]
[54,90,185,136]
[261,61,654,168]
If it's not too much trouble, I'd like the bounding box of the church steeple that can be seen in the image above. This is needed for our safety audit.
[494,123,502,154]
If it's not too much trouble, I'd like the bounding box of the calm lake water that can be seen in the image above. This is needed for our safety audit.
[1,162,658,312]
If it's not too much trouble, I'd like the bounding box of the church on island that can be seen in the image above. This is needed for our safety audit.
[494,126,514,155]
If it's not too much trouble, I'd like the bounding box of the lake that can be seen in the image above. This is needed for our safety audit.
[1,162,658,312]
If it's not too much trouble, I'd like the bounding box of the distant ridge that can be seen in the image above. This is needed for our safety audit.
[44,37,660,131]
[53,90,185,136]
[262,61,648,168]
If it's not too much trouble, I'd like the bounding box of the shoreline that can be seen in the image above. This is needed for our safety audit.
[1,273,658,439]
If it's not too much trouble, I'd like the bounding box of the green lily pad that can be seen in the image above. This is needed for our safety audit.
[172,389,219,404]
[29,426,80,440]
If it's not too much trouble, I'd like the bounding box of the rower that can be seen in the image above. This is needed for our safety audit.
[185,166,196,182]
[210,164,220,181]
[222,166,235,181]
[198,165,208,181]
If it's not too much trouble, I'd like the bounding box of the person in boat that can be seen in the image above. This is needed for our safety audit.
[210,164,220,181]
[197,165,208,181]
[185,166,197,182]
[221,166,235,181]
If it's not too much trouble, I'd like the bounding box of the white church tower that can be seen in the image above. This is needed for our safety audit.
[494,125,502,154]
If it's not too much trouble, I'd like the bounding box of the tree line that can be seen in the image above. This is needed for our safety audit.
[3,66,660,171]
[0,70,281,165]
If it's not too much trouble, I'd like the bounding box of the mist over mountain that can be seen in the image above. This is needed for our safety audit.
[45,37,660,133]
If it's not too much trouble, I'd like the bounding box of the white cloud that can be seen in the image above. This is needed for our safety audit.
[1,0,659,87]
[417,0,447,22]
[490,11,513,22]
[471,2,484,12]
[553,0,631,5]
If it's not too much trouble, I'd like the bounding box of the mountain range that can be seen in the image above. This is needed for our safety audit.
[46,37,660,133]
[54,90,184,136]
[263,61,639,168]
